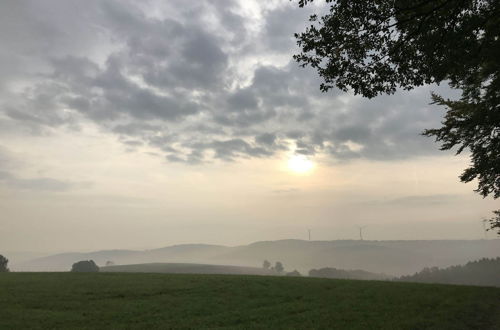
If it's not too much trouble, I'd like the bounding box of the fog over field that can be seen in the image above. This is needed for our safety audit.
[11,239,500,277]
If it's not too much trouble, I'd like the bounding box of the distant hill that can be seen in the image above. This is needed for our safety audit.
[12,249,143,272]
[12,244,225,272]
[101,262,275,276]
[11,239,500,276]
[209,239,500,276]
[398,257,500,287]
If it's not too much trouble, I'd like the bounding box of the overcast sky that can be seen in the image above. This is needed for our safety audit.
[0,0,497,253]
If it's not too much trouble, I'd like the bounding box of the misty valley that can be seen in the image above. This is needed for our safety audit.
[10,239,500,282]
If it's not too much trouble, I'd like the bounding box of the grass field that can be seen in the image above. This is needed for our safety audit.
[1,273,499,329]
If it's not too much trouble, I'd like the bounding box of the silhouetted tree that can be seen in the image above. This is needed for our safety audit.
[274,261,284,274]
[262,260,271,270]
[294,0,500,233]
[0,255,9,272]
[71,260,99,272]
[488,210,500,235]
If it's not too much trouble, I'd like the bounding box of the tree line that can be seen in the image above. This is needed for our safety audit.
[262,260,301,276]
[397,257,500,287]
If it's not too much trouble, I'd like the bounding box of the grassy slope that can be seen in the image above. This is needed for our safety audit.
[0,273,499,329]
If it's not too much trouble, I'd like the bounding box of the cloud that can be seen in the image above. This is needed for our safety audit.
[0,171,75,192]
[0,145,90,192]
[371,194,465,207]
[0,0,456,164]
[262,2,317,53]
[272,188,300,194]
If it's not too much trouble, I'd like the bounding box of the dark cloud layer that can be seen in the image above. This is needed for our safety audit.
[0,0,454,164]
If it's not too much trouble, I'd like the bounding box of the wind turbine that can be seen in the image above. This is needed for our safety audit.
[357,226,367,241]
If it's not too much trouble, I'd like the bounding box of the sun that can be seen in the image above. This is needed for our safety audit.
[287,155,315,174]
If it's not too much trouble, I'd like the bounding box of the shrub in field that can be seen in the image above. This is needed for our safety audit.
[0,255,9,272]
[286,270,301,277]
[71,260,99,272]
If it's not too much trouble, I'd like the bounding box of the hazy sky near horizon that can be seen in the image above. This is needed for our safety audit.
[0,0,497,253]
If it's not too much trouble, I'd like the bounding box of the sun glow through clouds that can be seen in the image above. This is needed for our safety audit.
[287,155,315,174]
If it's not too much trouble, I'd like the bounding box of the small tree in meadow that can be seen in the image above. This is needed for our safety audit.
[71,260,99,272]
[274,261,284,274]
[262,260,271,270]
[0,255,9,272]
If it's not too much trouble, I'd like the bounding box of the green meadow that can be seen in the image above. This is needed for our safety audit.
[1,273,499,329]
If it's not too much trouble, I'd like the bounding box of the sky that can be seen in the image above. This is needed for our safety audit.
[0,0,497,253]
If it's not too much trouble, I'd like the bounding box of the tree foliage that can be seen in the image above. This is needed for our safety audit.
[0,255,9,272]
[295,0,499,97]
[488,210,500,234]
[71,260,99,273]
[262,260,271,270]
[294,0,500,233]
[423,94,500,200]
[274,261,284,274]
